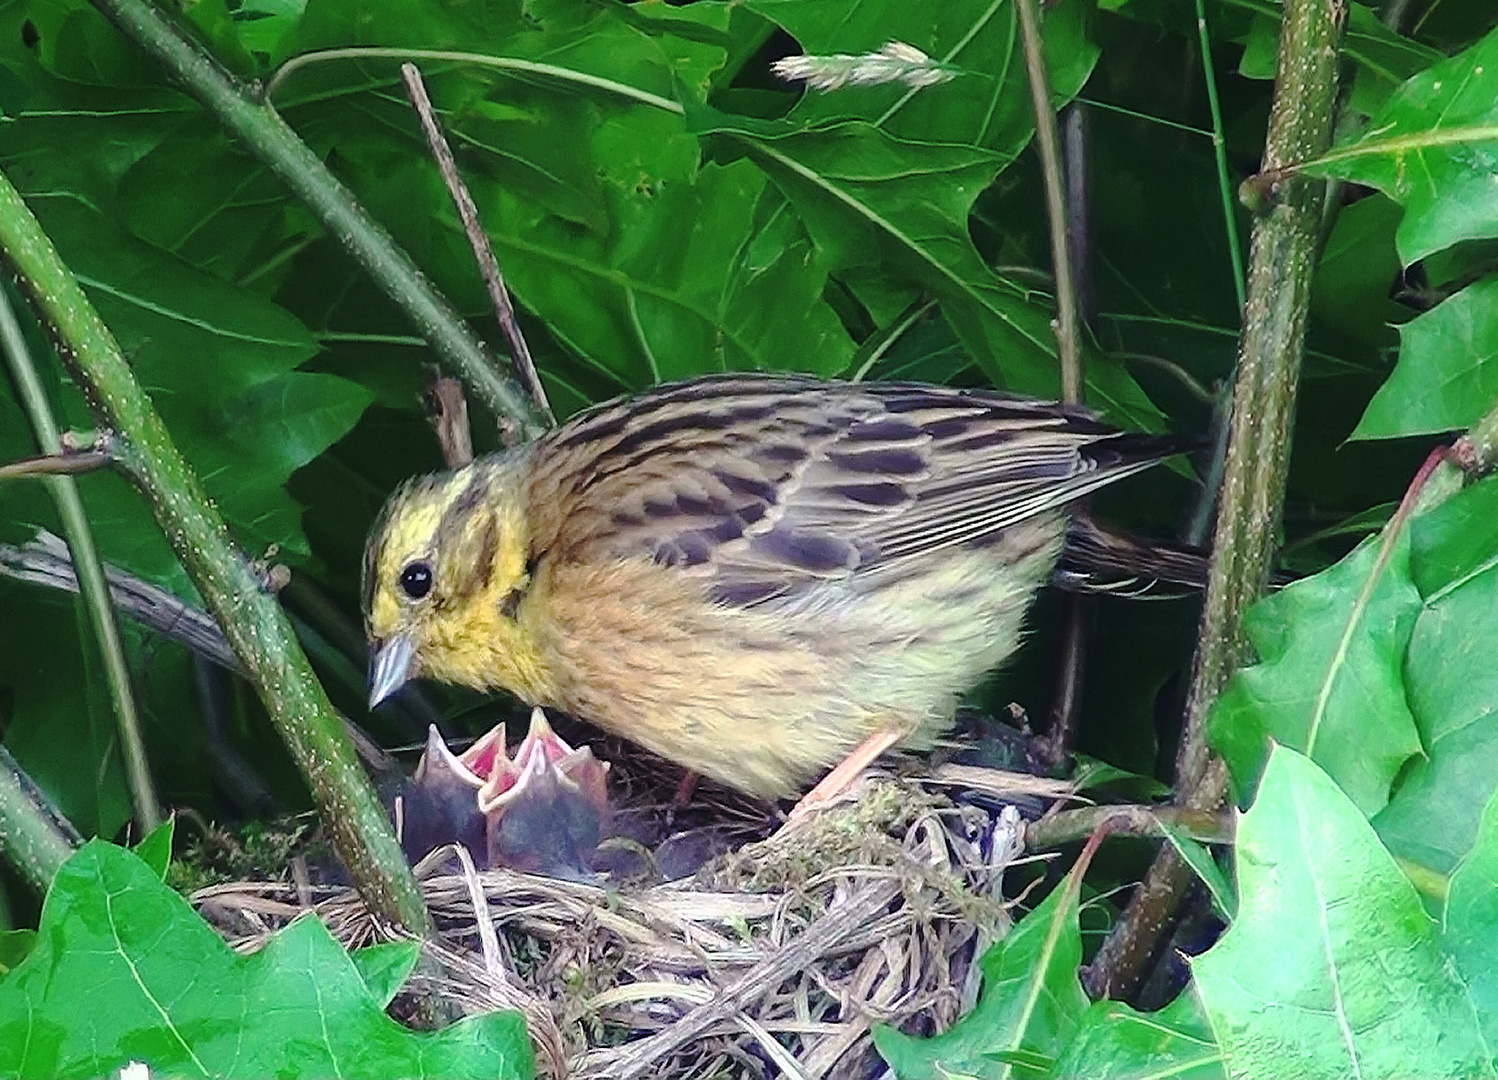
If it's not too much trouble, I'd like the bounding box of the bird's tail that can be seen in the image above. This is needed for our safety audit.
[1056,514,1295,598]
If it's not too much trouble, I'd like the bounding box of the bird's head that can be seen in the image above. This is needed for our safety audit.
[362,453,547,708]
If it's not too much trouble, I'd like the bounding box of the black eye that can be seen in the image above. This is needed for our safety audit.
[399,561,433,600]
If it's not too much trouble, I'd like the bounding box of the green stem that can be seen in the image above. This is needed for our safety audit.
[85,0,546,441]
[1086,0,1349,1002]
[0,746,80,895]
[1194,0,1248,314]
[0,291,161,835]
[0,168,431,936]
[1015,0,1083,403]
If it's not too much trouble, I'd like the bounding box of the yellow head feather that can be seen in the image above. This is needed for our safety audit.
[363,452,556,703]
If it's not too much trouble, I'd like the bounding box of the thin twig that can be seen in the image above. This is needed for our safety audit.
[0,290,161,834]
[423,366,475,467]
[1194,0,1247,314]
[0,447,113,480]
[400,63,553,426]
[1015,0,1083,403]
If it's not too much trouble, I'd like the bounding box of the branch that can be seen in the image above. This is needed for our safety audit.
[400,63,553,427]
[0,292,160,834]
[1085,0,1350,1000]
[1026,805,1233,850]
[0,745,81,895]
[85,0,546,442]
[0,168,431,936]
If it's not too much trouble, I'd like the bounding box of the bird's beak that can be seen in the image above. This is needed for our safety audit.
[368,634,416,709]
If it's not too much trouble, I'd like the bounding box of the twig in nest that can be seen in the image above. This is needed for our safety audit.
[400,63,554,429]
[423,365,474,467]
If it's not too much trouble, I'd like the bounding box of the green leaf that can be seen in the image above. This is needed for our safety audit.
[1050,991,1225,1080]
[1353,274,1498,440]
[691,108,1163,427]
[1208,533,1423,815]
[874,866,1088,1078]
[1444,767,1498,1050]
[1309,24,1498,264]
[0,840,532,1079]
[1192,747,1492,1080]
[133,815,175,879]
[483,159,856,384]
[1373,477,1498,874]
[1160,822,1236,922]
[0,931,37,975]
[350,941,422,1008]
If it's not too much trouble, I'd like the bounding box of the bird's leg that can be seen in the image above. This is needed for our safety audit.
[787,725,905,821]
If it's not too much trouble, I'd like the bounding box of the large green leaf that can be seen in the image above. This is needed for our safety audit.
[1309,23,1498,264]
[1445,766,1498,1052]
[478,160,856,385]
[1353,273,1498,439]
[692,109,1164,427]
[1373,476,1498,874]
[0,840,532,1079]
[1049,992,1225,1080]
[1192,747,1492,1080]
[1207,533,1423,815]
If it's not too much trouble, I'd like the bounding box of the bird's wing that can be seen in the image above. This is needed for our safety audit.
[533,375,1181,605]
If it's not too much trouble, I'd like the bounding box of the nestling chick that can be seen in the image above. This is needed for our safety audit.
[364,374,1182,801]
[397,708,609,876]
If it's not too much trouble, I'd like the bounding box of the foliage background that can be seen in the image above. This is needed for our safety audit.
[1,0,1497,1074]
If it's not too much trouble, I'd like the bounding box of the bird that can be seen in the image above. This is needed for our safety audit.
[363,373,1188,810]
[394,706,610,876]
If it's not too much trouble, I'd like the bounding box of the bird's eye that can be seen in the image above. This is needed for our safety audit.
[399,561,434,600]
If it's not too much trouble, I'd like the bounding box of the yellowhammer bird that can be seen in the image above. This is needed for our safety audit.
[364,374,1184,808]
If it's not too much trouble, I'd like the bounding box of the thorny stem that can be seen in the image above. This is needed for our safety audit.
[0,290,161,835]
[1084,0,1350,1001]
[84,0,546,441]
[0,167,432,936]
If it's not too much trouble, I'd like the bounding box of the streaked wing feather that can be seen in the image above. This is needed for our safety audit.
[534,375,1181,605]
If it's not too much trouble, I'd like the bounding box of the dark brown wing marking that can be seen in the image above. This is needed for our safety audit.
[534,375,1185,606]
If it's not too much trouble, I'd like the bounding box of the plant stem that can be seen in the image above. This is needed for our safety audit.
[0,291,161,835]
[0,746,81,894]
[1016,0,1083,403]
[1085,0,1349,1000]
[0,168,431,936]
[1195,0,1248,314]
[1026,805,1232,850]
[400,63,553,425]
[85,0,546,442]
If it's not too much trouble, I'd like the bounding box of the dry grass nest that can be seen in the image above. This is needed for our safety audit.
[191,758,1074,1080]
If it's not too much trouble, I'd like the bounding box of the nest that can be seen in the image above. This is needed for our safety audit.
[191,765,1070,1079]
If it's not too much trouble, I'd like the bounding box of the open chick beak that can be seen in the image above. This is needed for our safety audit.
[368,633,416,709]
[477,707,611,878]
[398,723,507,862]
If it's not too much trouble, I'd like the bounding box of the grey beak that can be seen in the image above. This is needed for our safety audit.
[368,634,416,709]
